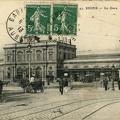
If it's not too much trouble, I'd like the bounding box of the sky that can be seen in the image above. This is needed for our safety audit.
[0,0,120,55]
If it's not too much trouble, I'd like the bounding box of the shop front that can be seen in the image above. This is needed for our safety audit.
[63,68,119,82]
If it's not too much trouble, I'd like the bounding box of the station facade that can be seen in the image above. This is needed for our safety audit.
[2,39,120,82]
[63,53,120,81]
[3,40,76,81]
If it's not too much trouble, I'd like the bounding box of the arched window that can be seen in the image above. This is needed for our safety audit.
[6,51,11,62]
[48,66,53,76]
[17,51,23,62]
[26,51,32,61]
[49,53,53,60]
[36,50,42,61]
[17,67,23,79]
[35,67,42,78]
[25,67,32,78]
[7,68,11,78]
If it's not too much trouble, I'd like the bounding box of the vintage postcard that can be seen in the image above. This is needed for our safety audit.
[0,0,120,120]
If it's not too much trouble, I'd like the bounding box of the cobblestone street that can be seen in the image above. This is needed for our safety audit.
[0,82,120,120]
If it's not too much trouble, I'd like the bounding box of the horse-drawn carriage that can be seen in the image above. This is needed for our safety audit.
[20,79,44,93]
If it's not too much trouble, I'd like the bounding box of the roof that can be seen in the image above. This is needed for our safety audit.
[64,53,120,63]
[64,58,120,63]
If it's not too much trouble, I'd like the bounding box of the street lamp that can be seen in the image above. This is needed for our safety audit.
[20,35,40,82]
[111,64,115,90]
[27,43,31,82]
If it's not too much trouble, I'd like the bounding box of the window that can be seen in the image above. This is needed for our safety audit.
[68,53,70,59]
[18,55,21,61]
[6,51,11,62]
[37,54,41,61]
[17,51,23,62]
[7,56,11,62]
[64,52,66,59]
[26,51,32,61]
[17,67,23,79]
[7,68,10,78]
[25,68,32,78]
[43,49,46,61]
[49,71,53,76]
[7,73,10,78]
[35,67,42,78]
[36,50,42,61]
[49,54,53,60]
[48,67,53,76]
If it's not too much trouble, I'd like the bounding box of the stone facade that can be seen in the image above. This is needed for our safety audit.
[3,40,76,81]
[64,54,120,81]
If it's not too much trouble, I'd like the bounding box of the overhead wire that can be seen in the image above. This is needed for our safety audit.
[78,15,120,39]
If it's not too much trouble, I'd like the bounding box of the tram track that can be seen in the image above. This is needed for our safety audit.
[52,98,120,120]
[0,97,120,120]
[82,100,120,120]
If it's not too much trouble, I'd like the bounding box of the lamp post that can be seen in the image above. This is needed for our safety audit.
[111,64,115,90]
[95,70,97,88]
[3,69,4,81]
[20,35,40,81]
[27,42,31,82]
[14,43,17,80]
[46,41,49,85]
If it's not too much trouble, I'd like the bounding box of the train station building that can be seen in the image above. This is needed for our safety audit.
[64,53,120,81]
[2,39,120,82]
[3,40,76,81]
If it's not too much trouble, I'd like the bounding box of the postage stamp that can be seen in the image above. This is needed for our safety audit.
[26,4,51,35]
[52,4,78,35]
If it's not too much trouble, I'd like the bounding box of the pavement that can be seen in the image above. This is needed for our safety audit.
[0,82,120,120]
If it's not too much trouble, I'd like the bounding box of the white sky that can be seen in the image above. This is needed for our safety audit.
[0,0,120,54]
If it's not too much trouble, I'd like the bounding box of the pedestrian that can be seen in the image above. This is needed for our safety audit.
[0,81,3,94]
[118,78,120,90]
[59,78,64,95]
[41,79,45,93]
[20,79,27,93]
[64,78,68,93]
[104,77,108,91]
[30,76,34,83]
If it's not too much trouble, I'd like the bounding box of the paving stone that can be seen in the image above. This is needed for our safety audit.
[1,86,120,120]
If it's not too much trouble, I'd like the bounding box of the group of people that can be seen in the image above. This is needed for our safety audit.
[103,76,120,91]
[20,77,45,93]
[59,78,68,95]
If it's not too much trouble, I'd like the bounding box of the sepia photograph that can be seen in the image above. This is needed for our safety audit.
[0,0,120,119]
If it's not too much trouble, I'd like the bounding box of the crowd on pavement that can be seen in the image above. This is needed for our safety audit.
[102,76,120,91]
[20,76,45,93]
[1,75,120,95]
[18,76,120,94]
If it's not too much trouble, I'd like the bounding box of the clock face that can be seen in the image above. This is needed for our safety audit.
[6,8,25,43]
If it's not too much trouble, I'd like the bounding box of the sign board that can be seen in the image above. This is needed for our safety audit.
[64,73,68,76]
[100,73,104,75]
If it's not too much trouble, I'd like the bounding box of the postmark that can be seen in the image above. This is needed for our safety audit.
[26,4,51,35]
[6,8,25,43]
[6,4,78,44]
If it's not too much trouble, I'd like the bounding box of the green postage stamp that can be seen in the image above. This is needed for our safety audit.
[26,4,77,35]
[26,5,51,35]
[52,4,78,35]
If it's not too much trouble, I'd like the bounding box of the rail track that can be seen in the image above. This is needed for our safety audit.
[0,95,120,120]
